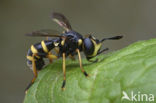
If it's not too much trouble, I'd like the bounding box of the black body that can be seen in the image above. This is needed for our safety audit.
[27,31,84,70]
[59,31,83,56]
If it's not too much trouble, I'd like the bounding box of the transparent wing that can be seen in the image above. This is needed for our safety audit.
[52,12,72,31]
[37,29,61,34]
[25,29,63,38]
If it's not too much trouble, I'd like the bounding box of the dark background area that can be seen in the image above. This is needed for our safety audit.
[0,0,156,103]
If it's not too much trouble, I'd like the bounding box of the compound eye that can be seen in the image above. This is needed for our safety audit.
[83,38,94,56]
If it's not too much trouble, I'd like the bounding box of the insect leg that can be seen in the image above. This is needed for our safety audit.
[97,48,109,55]
[47,52,58,63]
[54,47,59,55]
[87,57,98,63]
[62,53,66,90]
[25,54,38,93]
[32,54,38,79]
[76,49,89,77]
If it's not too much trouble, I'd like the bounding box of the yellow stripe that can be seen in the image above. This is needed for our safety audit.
[27,56,34,61]
[88,39,102,57]
[78,39,82,46]
[31,45,38,54]
[41,41,48,53]
[61,40,65,45]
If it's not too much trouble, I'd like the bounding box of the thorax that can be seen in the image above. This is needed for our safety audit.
[58,31,83,56]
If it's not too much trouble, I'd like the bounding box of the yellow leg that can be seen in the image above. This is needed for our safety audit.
[47,52,58,63]
[62,53,66,90]
[25,54,38,93]
[54,47,59,54]
[32,54,37,78]
[76,49,89,77]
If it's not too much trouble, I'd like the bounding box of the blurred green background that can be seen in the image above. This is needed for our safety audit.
[0,0,156,103]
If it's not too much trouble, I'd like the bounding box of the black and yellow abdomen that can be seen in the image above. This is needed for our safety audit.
[26,40,57,70]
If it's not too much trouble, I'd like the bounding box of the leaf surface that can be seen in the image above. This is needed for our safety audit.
[24,38,156,103]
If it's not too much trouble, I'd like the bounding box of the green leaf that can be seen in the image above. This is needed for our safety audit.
[24,38,156,103]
